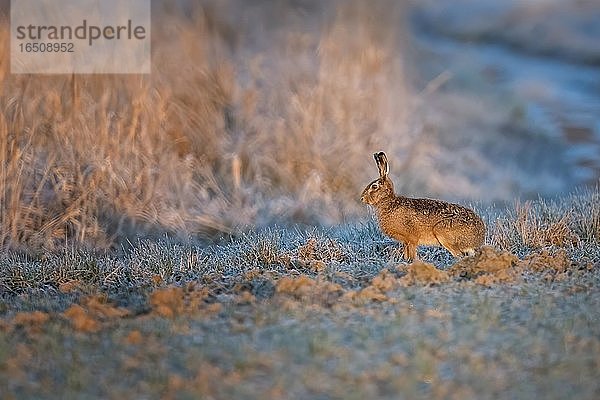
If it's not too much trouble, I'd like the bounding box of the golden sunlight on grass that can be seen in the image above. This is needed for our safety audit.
[0,1,410,250]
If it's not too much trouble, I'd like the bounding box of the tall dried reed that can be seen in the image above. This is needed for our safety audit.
[0,1,410,250]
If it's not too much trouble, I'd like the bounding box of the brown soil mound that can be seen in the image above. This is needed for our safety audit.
[449,246,518,286]
[84,296,129,319]
[519,249,571,273]
[342,284,390,303]
[339,270,398,303]
[10,311,50,333]
[342,263,451,302]
[275,275,343,305]
[63,295,129,332]
[63,304,101,333]
[149,284,214,317]
[150,287,185,318]
[399,261,450,286]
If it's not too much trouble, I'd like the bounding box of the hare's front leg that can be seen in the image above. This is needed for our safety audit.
[402,241,417,261]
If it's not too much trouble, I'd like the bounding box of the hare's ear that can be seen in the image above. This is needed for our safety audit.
[373,152,389,178]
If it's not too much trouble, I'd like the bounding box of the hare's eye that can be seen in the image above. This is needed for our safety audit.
[372,182,380,190]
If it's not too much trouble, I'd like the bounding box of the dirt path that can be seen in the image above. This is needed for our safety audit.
[411,3,600,187]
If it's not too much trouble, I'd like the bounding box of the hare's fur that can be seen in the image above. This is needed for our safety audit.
[361,152,485,261]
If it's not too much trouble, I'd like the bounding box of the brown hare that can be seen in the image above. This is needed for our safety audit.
[360,152,485,261]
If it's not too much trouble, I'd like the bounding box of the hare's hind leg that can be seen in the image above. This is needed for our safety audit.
[432,230,462,258]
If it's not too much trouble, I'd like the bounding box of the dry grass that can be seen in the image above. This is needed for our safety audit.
[489,190,600,254]
[0,0,413,251]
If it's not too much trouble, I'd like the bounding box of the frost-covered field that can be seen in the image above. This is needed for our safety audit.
[2,191,600,399]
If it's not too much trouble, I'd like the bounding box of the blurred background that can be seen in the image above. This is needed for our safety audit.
[0,0,599,249]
